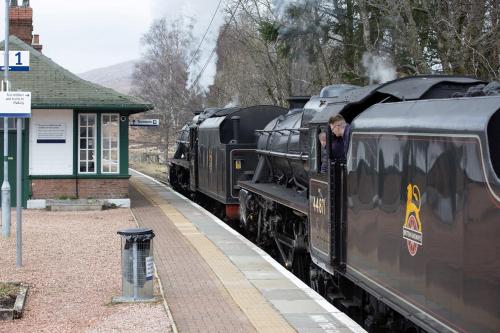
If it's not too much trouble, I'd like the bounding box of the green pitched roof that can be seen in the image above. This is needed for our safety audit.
[1,36,152,113]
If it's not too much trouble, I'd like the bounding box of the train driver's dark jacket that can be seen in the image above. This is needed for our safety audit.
[331,123,351,160]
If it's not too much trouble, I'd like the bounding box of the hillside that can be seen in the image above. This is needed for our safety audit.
[78,60,137,94]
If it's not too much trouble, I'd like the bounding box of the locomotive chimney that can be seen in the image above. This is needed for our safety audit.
[231,116,240,144]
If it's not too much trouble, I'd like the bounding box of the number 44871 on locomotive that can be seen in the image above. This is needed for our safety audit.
[238,76,500,333]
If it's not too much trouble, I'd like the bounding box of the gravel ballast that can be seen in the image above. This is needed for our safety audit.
[0,209,172,333]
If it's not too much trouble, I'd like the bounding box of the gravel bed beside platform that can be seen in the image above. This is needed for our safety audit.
[0,209,172,333]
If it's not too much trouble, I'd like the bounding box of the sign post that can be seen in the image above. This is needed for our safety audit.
[2,0,31,267]
[16,117,22,266]
[2,0,11,239]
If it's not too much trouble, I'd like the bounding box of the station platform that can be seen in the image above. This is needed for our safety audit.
[129,170,366,333]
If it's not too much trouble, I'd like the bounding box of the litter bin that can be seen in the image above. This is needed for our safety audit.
[117,228,155,301]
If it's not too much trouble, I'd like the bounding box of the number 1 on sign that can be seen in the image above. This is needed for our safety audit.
[15,52,22,65]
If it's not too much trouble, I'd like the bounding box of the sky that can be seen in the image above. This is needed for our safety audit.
[0,0,225,88]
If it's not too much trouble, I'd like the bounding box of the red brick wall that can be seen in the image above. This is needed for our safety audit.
[31,179,129,199]
[78,179,129,199]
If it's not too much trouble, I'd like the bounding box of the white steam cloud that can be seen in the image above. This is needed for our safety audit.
[362,52,397,84]
[223,95,240,108]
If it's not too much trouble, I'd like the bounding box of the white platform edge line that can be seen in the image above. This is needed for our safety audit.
[130,169,365,331]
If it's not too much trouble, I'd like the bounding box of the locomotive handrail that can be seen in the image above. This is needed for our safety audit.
[256,149,309,161]
[256,128,302,135]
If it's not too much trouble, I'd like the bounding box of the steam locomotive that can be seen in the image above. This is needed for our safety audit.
[168,76,500,333]
[168,105,287,218]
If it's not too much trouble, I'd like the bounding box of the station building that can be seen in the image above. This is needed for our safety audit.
[1,3,151,208]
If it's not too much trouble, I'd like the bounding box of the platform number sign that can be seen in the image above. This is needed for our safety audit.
[0,51,30,71]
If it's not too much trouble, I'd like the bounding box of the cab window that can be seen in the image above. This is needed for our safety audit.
[309,128,318,173]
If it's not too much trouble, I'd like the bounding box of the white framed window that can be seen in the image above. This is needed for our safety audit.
[101,114,119,173]
[78,114,96,174]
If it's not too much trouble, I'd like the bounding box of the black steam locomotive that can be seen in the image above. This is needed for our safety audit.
[169,76,500,333]
[168,105,287,218]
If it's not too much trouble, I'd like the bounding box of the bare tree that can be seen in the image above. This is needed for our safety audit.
[208,0,498,106]
[132,17,203,160]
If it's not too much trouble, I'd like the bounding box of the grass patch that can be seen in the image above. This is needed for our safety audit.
[0,283,18,308]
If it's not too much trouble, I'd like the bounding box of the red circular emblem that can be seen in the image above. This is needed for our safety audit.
[406,215,419,256]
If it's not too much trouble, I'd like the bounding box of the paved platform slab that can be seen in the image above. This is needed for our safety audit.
[130,169,366,333]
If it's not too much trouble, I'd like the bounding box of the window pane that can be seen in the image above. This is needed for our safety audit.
[310,130,318,173]
[78,114,96,174]
[101,114,119,173]
[109,124,118,137]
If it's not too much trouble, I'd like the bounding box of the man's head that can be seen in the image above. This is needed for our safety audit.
[318,132,326,147]
[329,114,347,137]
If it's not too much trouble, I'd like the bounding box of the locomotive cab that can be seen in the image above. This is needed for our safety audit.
[308,123,348,271]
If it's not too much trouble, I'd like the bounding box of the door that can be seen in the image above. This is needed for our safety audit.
[308,126,332,265]
[189,127,198,191]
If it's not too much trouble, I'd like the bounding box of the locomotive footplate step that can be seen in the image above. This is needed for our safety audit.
[130,169,365,333]
[168,158,190,169]
[239,180,309,215]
